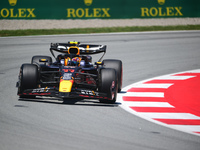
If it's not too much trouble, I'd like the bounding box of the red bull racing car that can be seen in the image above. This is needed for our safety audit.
[16,41,122,103]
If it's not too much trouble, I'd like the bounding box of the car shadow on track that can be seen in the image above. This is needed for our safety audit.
[18,97,121,107]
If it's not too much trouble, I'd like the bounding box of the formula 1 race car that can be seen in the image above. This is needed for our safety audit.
[16,41,122,103]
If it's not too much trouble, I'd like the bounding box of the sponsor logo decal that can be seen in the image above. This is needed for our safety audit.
[62,73,72,80]
[32,87,50,93]
[66,0,110,18]
[81,90,99,96]
[157,0,165,5]
[63,69,75,73]
[84,0,93,6]
[141,0,183,17]
[0,0,36,18]
[8,0,17,6]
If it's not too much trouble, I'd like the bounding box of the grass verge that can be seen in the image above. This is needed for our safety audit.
[0,25,200,37]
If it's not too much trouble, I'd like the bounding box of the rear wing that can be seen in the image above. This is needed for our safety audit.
[50,42,106,62]
[50,43,106,55]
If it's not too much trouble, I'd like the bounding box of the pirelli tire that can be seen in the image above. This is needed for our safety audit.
[103,59,123,92]
[19,64,38,98]
[99,68,118,104]
[31,55,52,66]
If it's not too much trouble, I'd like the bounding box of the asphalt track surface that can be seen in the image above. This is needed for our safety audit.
[0,31,200,150]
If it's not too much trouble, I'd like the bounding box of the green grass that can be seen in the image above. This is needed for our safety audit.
[0,25,200,37]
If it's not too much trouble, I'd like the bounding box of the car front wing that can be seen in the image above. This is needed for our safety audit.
[18,87,110,100]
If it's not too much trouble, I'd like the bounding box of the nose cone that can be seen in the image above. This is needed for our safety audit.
[59,79,74,92]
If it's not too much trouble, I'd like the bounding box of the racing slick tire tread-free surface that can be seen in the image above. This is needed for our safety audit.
[103,59,122,92]
[19,64,38,98]
[31,55,52,66]
[99,68,118,104]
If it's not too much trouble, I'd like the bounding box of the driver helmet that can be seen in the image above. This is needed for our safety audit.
[71,57,80,66]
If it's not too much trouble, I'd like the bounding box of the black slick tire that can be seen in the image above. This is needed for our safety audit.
[19,64,38,98]
[99,68,117,104]
[103,59,123,92]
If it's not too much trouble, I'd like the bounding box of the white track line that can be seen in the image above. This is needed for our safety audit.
[170,125,200,132]
[124,92,164,97]
[123,102,174,107]
[185,69,200,73]
[155,75,195,80]
[140,113,200,119]
[131,83,173,88]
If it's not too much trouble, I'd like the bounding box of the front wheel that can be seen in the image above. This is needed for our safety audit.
[18,64,38,98]
[99,68,118,104]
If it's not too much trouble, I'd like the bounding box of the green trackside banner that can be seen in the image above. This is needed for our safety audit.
[0,0,199,19]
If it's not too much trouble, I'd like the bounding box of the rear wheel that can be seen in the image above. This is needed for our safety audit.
[19,64,38,98]
[103,59,122,92]
[99,68,118,104]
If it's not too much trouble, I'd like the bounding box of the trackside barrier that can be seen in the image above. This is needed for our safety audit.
[0,0,199,19]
